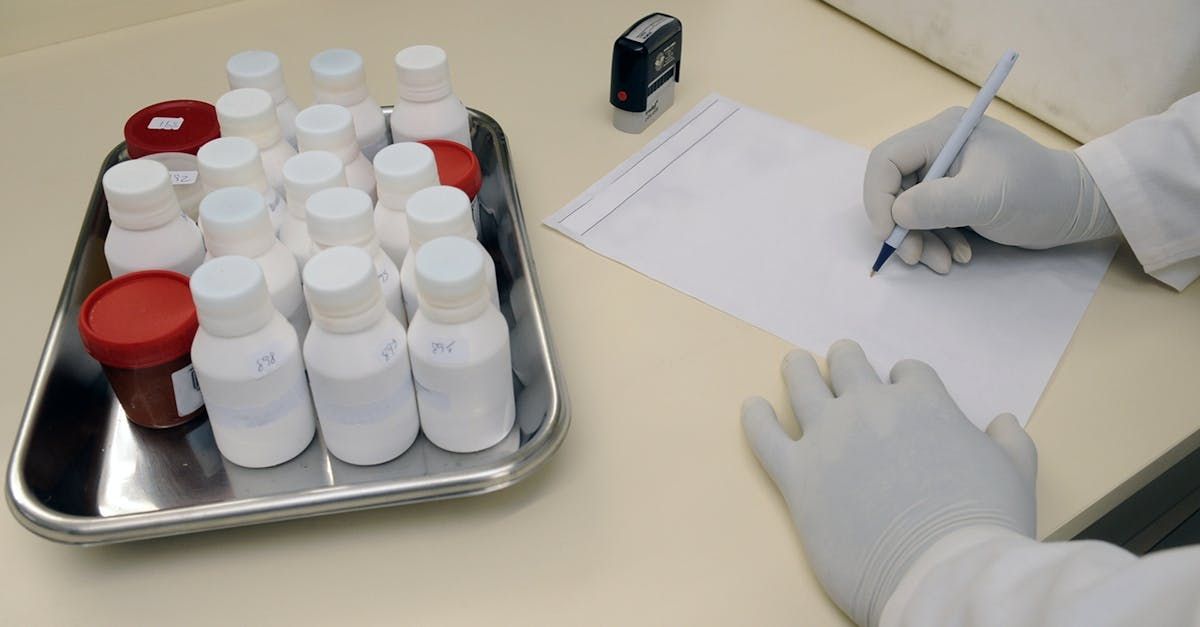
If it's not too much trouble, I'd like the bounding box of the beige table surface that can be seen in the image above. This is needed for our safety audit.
[2,0,1198,624]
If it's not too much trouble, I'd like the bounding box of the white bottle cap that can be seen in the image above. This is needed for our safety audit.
[394,45,453,102]
[310,48,369,105]
[282,151,347,218]
[415,236,487,309]
[197,136,269,192]
[216,88,282,149]
[405,185,475,248]
[373,142,439,209]
[294,104,359,162]
[102,159,182,230]
[306,187,377,249]
[190,255,276,338]
[303,245,382,327]
[199,187,275,258]
[226,50,288,104]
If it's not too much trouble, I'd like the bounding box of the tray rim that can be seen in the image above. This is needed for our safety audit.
[6,108,571,545]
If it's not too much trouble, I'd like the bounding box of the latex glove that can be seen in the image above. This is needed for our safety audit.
[863,107,1119,273]
[741,340,1037,626]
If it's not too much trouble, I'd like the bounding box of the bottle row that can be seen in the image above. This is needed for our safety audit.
[122,44,479,223]
[102,157,496,338]
[81,237,513,467]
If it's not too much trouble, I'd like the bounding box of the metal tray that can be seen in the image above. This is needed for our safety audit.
[6,108,569,545]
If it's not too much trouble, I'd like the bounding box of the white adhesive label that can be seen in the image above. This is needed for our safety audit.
[205,370,310,429]
[170,170,198,185]
[379,337,403,365]
[171,363,205,416]
[426,336,470,365]
[627,14,673,43]
[316,381,414,427]
[148,117,185,130]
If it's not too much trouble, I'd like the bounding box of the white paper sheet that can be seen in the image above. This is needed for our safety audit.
[546,94,1116,427]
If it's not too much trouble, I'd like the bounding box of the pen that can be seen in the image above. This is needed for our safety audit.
[870,49,1020,276]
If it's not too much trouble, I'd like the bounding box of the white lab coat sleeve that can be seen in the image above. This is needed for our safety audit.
[1076,92,1200,291]
[878,525,1200,626]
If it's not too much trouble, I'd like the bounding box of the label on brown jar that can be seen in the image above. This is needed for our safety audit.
[171,363,205,416]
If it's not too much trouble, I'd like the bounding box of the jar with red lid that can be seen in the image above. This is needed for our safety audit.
[78,270,205,428]
[124,99,221,220]
[421,139,482,206]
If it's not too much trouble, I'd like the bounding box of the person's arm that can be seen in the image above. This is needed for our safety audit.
[741,341,1200,626]
[882,526,1200,625]
[1077,92,1200,290]
[740,340,1038,625]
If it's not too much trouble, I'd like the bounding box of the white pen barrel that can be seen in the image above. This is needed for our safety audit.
[884,225,908,248]
[924,50,1018,181]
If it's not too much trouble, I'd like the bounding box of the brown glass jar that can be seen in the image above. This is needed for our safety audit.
[79,270,205,428]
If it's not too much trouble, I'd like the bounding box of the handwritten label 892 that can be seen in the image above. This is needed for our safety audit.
[379,338,401,364]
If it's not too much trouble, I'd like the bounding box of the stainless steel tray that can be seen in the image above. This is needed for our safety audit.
[6,108,569,545]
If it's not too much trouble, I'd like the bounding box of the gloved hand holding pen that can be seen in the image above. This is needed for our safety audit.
[863,109,1120,273]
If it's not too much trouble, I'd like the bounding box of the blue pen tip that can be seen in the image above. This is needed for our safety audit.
[873,243,892,273]
[872,243,896,274]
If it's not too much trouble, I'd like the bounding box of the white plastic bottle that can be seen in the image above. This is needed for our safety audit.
[306,187,406,325]
[139,153,205,221]
[189,256,316,468]
[303,246,419,465]
[373,142,440,268]
[408,236,514,452]
[216,87,297,195]
[400,185,498,321]
[390,45,471,148]
[310,49,388,162]
[197,136,287,232]
[295,104,376,201]
[199,186,309,340]
[226,50,300,148]
[279,150,347,268]
[101,159,206,277]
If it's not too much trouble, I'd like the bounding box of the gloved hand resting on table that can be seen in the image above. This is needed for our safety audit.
[864,107,1119,273]
[740,340,1037,625]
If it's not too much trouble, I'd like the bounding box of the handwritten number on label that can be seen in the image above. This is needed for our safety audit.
[431,340,456,355]
[256,352,277,373]
[148,117,184,130]
[170,171,198,185]
[380,338,399,363]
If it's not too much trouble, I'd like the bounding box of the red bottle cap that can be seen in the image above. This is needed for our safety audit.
[421,139,482,200]
[123,100,221,159]
[79,270,199,369]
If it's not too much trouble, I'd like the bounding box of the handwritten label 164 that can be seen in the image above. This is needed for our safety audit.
[148,116,185,130]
